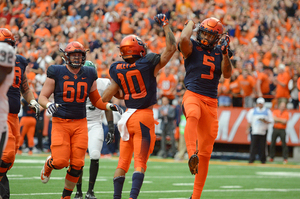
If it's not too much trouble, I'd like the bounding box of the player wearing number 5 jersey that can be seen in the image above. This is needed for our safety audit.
[102,13,176,199]
[179,18,233,199]
[0,28,40,199]
[38,41,122,199]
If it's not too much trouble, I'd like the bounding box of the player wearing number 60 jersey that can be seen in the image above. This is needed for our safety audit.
[0,28,40,199]
[38,41,122,199]
[102,13,176,199]
[179,18,233,199]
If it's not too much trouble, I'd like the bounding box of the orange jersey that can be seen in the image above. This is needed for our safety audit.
[275,72,291,98]
[257,71,270,94]
[157,72,177,100]
[273,109,289,129]
[237,75,255,97]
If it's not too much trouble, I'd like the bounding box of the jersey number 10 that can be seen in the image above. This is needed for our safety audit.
[117,69,147,100]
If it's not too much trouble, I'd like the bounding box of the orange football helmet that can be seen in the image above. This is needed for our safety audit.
[61,41,86,68]
[197,17,223,50]
[0,28,15,47]
[119,35,147,60]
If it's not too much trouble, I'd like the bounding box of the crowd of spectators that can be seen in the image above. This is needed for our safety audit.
[1,0,300,154]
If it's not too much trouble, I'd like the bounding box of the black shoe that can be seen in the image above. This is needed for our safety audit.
[85,191,97,199]
[74,191,83,199]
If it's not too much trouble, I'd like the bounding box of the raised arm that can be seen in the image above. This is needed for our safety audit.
[178,20,195,59]
[153,14,177,77]
[220,34,233,79]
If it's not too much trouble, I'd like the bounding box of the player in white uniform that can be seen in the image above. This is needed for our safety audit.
[0,43,15,163]
[74,61,116,199]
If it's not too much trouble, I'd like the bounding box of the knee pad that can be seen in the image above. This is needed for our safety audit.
[52,158,69,169]
[90,150,100,160]
[67,166,83,177]
[0,161,12,169]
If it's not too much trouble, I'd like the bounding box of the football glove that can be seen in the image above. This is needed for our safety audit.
[29,100,40,120]
[105,121,115,145]
[108,103,124,115]
[46,103,61,115]
[188,151,199,175]
[105,131,115,145]
[154,13,169,27]
[220,34,230,55]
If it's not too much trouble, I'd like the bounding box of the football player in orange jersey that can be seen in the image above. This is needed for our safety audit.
[38,41,122,199]
[179,18,233,198]
[101,13,176,199]
[0,28,40,199]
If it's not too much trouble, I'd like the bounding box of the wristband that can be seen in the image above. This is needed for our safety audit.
[108,121,114,132]
[46,102,52,108]
[30,100,38,106]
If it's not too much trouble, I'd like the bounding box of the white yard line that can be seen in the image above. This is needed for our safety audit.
[10,188,300,196]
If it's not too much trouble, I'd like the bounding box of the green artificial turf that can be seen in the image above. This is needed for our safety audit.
[7,154,300,199]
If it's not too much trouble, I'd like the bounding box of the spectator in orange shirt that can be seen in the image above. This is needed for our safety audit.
[270,101,289,164]
[0,7,12,25]
[256,62,271,99]
[34,22,51,40]
[237,68,255,108]
[229,70,243,107]
[218,76,231,107]
[157,66,177,104]
[274,63,291,106]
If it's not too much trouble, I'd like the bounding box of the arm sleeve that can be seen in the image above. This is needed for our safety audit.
[145,53,161,67]
[47,65,56,79]
[89,89,108,110]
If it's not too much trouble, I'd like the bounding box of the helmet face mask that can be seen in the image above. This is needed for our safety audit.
[119,35,147,60]
[63,41,86,69]
[197,17,223,50]
[0,28,16,47]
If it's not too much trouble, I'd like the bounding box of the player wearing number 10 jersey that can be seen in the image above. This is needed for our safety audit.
[38,41,122,199]
[102,14,176,199]
[179,18,233,199]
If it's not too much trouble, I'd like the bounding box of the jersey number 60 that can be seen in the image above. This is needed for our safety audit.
[63,81,88,103]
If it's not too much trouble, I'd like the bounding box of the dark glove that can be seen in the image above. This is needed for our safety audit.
[29,100,40,120]
[109,104,124,115]
[220,34,230,55]
[154,13,169,27]
[47,103,61,115]
[105,121,115,145]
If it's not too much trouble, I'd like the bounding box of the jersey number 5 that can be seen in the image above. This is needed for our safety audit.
[201,54,215,80]
[63,81,87,103]
[117,69,147,100]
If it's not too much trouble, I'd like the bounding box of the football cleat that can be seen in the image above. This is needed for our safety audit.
[41,156,52,184]
[85,190,97,199]
[188,152,199,175]
[74,191,83,199]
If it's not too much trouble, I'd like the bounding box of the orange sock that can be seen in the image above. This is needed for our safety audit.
[184,116,198,158]
[192,155,210,199]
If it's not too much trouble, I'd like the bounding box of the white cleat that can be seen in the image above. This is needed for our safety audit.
[41,155,52,184]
